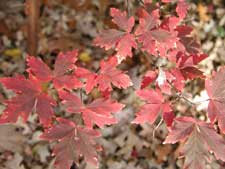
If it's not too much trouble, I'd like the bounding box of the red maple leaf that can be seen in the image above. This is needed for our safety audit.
[96,56,133,92]
[176,52,207,80]
[0,76,56,126]
[206,67,225,134]
[175,25,201,54]
[135,8,178,58]
[59,90,124,128]
[141,52,207,94]
[27,50,83,90]
[41,118,100,169]
[141,70,157,89]
[164,117,225,169]
[162,0,188,20]
[133,89,173,124]
[94,8,137,60]
[140,68,185,94]
[176,1,188,20]
[75,67,97,94]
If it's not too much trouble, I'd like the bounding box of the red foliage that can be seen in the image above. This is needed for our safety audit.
[94,8,137,61]
[0,75,56,126]
[59,90,124,128]
[41,118,100,168]
[1,1,225,169]
[27,50,83,90]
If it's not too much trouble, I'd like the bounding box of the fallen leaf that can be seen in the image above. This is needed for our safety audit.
[197,3,210,22]
[4,153,25,169]
[78,51,92,63]
[0,124,25,153]
[3,48,22,59]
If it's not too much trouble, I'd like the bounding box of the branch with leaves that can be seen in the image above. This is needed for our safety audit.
[0,1,225,169]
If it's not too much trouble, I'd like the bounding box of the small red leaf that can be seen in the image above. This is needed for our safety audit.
[133,89,172,124]
[27,50,82,90]
[59,90,124,128]
[110,8,134,32]
[164,117,225,168]
[176,1,188,20]
[94,8,137,60]
[41,118,100,169]
[26,56,52,82]
[206,67,225,134]
[96,56,133,92]
[0,76,55,126]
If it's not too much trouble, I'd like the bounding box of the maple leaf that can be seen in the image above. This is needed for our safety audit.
[141,70,157,89]
[205,67,225,134]
[140,68,185,94]
[75,67,97,94]
[135,8,178,58]
[0,76,56,126]
[176,52,207,80]
[142,52,206,93]
[165,69,185,93]
[94,8,137,60]
[96,56,133,92]
[175,25,201,54]
[164,117,225,169]
[162,0,188,14]
[41,118,100,169]
[142,53,207,94]
[180,126,209,169]
[133,89,172,124]
[162,0,171,2]
[176,1,188,20]
[59,90,124,128]
[27,50,82,90]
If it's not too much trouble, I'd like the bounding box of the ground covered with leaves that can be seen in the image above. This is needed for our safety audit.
[0,0,225,169]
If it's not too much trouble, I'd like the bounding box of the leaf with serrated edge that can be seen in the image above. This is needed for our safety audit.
[41,118,100,169]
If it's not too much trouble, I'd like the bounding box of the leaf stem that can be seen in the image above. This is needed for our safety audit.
[153,118,163,139]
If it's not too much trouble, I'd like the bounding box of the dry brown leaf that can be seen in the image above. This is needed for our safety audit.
[61,0,92,11]
[42,37,80,53]
[155,144,172,163]
[3,153,25,169]
[0,124,25,153]
[0,0,24,15]
[33,144,50,163]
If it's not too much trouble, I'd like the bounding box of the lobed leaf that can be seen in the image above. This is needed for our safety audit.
[59,90,124,128]
[0,76,56,126]
[41,118,100,169]
[206,67,225,134]
[164,117,225,169]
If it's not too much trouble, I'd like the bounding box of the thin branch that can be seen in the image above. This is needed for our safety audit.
[178,93,210,106]
[125,0,131,17]
[139,0,145,5]
[80,88,83,104]
[153,118,163,139]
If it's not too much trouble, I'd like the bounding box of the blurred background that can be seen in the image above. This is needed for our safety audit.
[0,0,225,169]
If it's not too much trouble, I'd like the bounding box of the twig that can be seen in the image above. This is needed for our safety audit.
[139,0,145,5]
[153,118,163,139]
[80,88,83,103]
[125,0,131,17]
[178,93,209,106]
[179,94,196,106]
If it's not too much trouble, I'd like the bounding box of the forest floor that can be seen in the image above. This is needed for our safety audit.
[0,0,225,169]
